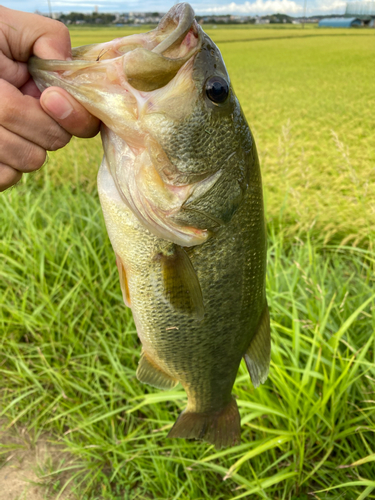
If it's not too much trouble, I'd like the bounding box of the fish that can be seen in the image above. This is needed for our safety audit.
[28,2,270,449]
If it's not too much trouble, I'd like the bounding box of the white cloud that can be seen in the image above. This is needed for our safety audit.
[7,0,348,16]
[314,0,346,11]
[194,0,303,14]
[51,1,119,6]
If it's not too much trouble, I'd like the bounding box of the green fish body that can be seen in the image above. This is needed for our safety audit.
[29,3,270,449]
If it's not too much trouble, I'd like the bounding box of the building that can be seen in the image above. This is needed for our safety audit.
[318,17,362,27]
[345,1,375,25]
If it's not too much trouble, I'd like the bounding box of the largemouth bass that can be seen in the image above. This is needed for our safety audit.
[29,3,270,449]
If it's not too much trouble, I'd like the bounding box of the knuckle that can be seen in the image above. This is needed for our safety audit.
[23,145,46,171]
[0,81,15,123]
[47,128,71,151]
[55,20,69,35]
[50,20,70,41]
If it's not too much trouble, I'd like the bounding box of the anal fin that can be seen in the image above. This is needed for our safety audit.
[244,303,271,388]
[136,351,178,390]
[154,245,204,321]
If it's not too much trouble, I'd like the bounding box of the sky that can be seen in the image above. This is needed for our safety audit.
[6,0,348,17]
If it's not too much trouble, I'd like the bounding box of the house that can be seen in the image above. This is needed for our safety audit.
[318,17,362,27]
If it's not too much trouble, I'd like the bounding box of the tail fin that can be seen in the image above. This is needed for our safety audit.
[168,398,240,449]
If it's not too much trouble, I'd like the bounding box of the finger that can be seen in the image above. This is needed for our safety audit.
[41,87,100,139]
[20,78,41,98]
[0,51,29,88]
[0,126,46,173]
[0,79,71,151]
[0,7,72,62]
[0,7,71,87]
[0,163,22,192]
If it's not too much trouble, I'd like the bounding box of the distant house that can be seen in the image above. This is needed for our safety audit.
[345,1,375,26]
[318,17,362,27]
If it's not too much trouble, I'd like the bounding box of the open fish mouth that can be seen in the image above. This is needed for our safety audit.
[28,2,203,153]
[71,3,200,92]
[29,3,201,94]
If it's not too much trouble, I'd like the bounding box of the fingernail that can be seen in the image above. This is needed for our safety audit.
[43,90,73,120]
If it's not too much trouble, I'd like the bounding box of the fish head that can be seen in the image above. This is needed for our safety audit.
[29,3,253,246]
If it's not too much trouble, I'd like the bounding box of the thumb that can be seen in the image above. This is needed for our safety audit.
[41,87,101,139]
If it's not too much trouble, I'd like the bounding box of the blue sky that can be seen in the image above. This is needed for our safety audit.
[6,0,347,16]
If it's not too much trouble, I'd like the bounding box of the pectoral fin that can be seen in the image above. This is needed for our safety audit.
[154,245,204,320]
[136,351,178,390]
[244,303,271,388]
[116,254,131,308]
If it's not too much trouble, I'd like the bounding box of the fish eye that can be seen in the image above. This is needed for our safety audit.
[205,76,229,104]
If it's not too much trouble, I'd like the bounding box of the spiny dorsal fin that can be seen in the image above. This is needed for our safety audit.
[244,303,271,388]
[154,245,204,320]
[136,351,178,390]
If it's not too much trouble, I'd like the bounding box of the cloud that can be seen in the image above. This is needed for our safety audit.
[194,0,303,14]
[51,0,130,7]
[314,0,346,11]
[29,0,173,13]
[50,0,171,10]
[7,0,348,16]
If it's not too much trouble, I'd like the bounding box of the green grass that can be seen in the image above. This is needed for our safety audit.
[216,28,375,245]
[1,25,375,499]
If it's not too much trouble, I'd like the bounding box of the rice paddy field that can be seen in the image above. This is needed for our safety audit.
[1,24,375,499]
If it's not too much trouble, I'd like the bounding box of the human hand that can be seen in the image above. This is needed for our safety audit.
[0,6,100,191]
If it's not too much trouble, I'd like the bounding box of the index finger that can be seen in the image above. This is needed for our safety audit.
[0,6,71,61]
[0,6,71,89]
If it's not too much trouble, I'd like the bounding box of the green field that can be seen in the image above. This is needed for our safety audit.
[1,25,375,499]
